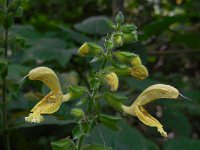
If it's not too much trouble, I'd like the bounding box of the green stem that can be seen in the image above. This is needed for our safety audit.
[2,0,11,150]
[77,135,84,150]
[77,39,112,149]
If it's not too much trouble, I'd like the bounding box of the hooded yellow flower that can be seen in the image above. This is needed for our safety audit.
[122,84,179,137]
[25,67,72,123]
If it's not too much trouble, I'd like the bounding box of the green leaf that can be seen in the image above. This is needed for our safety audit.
[89,78,100,90]
[74,16,112,35]
[61,27,91,44]
[23,38,74,66]
[68,85,87,99]
[51,138,77,150]
[103,93,128,111]
[162,109,191,136]
[99,114,121,131]
[72,122,91,140]
[143,15,187,36]
[8,64,31,81]
[164,137,200,150]
[11,25,41,41]
[84,121,159,150]
[82,144,112,150]
[72,125,84,140]
[11,116,75,131]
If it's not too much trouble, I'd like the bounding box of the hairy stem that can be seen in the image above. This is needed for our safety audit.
[2,0,11,150]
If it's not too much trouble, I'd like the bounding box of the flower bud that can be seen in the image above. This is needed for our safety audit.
[104,72,119,91]
[123,31,138,43]
[121,24,137,34]
[130,55,142,67]
[129,65,148,80]
[110,66,130,76]
[114,51,138,66]
[111,32,123,48]
[71,108,84,118]
[78,42,102,56]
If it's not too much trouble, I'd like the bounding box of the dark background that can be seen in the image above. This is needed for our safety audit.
[0,0,200,149]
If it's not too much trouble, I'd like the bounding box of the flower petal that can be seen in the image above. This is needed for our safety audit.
[28,67,61,92]
[135,105,167,137]
[134,84,179,106]
[25,113,44,123]
[31,92,63,114]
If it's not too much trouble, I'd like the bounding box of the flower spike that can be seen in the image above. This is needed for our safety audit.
[122,84,179,137]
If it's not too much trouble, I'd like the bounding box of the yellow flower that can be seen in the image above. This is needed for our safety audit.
[25,67,72,123]
[122,84,179,137]
[104,72,119,91]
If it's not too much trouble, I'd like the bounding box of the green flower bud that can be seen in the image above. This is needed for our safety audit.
[114,51,138,66]
[109,66,130,76]
[78,42,102,56]
[111,32,123,48]
[121,24,137,34]
[71,108,84,118]
[123,31,138,43]
[68,85,87,99]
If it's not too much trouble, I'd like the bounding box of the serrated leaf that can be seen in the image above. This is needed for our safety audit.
[74,16,112,35]
[51,138,77,150]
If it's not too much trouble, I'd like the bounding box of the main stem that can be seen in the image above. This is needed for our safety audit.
[2,0,11,149]
[78,50,109,149]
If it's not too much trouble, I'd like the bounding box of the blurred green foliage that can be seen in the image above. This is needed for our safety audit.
[0,0,200,149]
